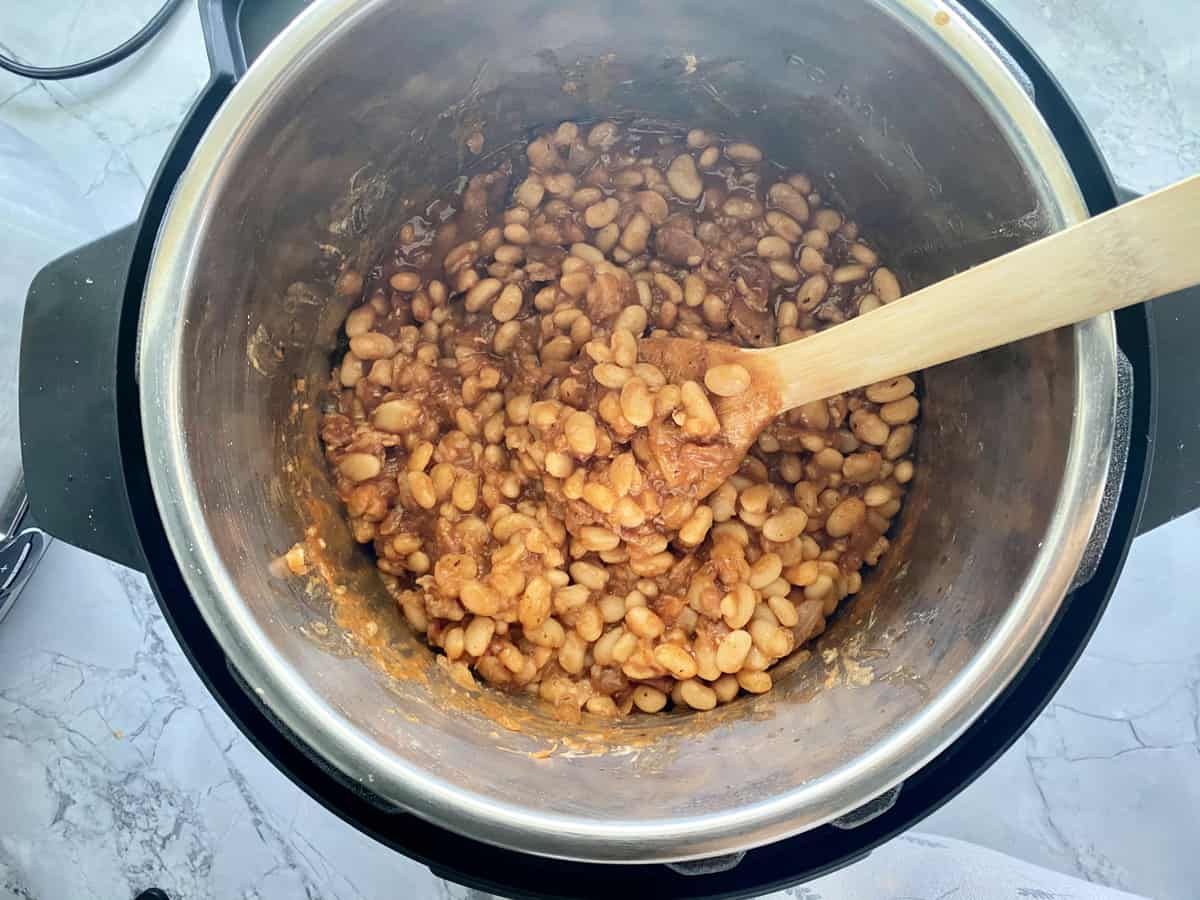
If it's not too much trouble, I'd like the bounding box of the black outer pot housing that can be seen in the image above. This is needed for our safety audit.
[17,1,1200,897]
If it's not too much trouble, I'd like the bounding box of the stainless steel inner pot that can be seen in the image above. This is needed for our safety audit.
[137,0,1118,863]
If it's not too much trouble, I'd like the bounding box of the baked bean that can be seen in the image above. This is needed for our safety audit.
[633,685,668,713]
[832,264,868,284]
[542,171,576,196]
[798,273,828,309]
[635,190,670,226]
[583,695,617,717]
[580,526,621,552]
[613,303,648,335]
[491,283,523,321]
[843,451,883,483]
[567,243,602,266]
[866,376,915,403]
[634,363,666,389]
[880,395,920,425]
[338,453,380,483]
[739,483,771,514]
[769,260,801,284]
[344,306,376,338]
[591,363,629,390]
[884,424,915,460]
[826,497,866,538]
[585,197,620,229]
[716,629,752,673]
[465,278,502,313]
[461,580,501,616]
[798,246,826,275]
[725,142,763,164]
[712,674,739,703]
[749,619,791,658]
[721,583,756,629]
[655,643,698,680]
[619,377,653,427]
[805,574,834,604]
[863,484,893,507]
[463,617,495,657]
[452,473,479,511]
[560,410,595,455]
[430,464,456,500]
[586,223,616,255]
[651,272,682,306]
[736,670,772,694]
[765,210,803,242]
[812,208,842,232]
[767,594,799,628]
[604,327,634,367]
[704,363,751,397]
[514,177,545,209]
[679,679,718,711]
[526,136,559,171]
[749,553,783,590]
[850,409,891,446]
[559,632,587,674]
[336,270,363,298]
[373,398,420,433]
[722,195,762,219]
[681,273,705,308]
[620,211,652,254]
[612,497,643,529]
[545,451,575,479]
[680,380,719,436]
[625,606,665,639]
[612,168,644,189]
[349,332,396,360]
[873,267,902,302]
[768,182,810,222]
[338,352,363,388]
[389,271,420,293]
[666,154,703,201]
[763,506,808,542]
[814,446,844,470]
[494,244,524,265]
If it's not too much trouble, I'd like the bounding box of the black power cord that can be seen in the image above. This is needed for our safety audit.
[0,0,185,81]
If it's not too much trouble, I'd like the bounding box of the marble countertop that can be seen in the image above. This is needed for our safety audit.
[1,2,1197,898]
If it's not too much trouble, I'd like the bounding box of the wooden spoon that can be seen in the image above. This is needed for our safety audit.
[641,174,1200,498]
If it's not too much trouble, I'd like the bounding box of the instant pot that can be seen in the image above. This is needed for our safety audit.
[11,0,1200,896]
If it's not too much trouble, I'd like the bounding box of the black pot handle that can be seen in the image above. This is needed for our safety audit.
[1117,184,1200,536]
[20,227,145,570]
[198,0,248,82]
[1136,284,1200,534]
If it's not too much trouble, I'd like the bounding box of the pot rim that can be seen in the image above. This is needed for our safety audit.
[137,0,1118,863]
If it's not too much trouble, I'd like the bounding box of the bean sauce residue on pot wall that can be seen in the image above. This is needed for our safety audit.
[317,120,919,721]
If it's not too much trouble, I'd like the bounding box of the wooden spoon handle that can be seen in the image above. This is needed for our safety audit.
[763,175,1200,409]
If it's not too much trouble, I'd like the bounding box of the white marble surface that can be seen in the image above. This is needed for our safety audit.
[1,1,1198,898]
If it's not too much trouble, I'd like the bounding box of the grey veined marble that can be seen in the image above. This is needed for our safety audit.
[1,0,1198,898]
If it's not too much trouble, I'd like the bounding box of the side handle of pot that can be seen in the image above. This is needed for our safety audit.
[20,228,147,572]
[18,10,244,573]
[1136,282,1200,534]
